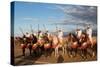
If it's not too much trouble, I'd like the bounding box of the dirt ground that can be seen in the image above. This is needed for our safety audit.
[14,42,97,65]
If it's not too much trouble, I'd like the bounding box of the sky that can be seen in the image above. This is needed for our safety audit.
[12,1,97,36]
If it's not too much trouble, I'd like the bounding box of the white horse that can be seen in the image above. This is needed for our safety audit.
[52,34,67,57]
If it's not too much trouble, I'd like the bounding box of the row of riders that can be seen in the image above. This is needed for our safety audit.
[15,25,97,59]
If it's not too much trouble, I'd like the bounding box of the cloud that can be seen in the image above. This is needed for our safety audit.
[54,5,97,29]
[56,5,97,24]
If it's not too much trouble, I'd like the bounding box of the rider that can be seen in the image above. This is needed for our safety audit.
[38,30,44,40]
[75,28,82,46]
[86,24,93,45]
[58,29,63,40]
[58,29,64,46]
[25,32,31,45]
[76,28,82,39]
[25,32,31,38]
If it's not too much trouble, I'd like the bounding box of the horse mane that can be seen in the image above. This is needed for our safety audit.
[71,33,78,42]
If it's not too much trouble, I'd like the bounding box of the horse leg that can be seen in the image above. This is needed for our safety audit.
[64,46,67,55]
[67,47,71,57]
[69,48,73,58]
[92,47,96,57]
[72,48,76,58]
[81,49,84,59]
[62,47,65,55]
[54,48,57,57]
[55,47,58,57]
[29,48,32,56]
[92,51,95,57]
[29,45,32,56]
[22,48,25,56]
[75,48,78,57]
[83,49,87,59]
[44,49,47,58]
[93,44,97,57]
[49,48,53,57]
[81,49,86,60]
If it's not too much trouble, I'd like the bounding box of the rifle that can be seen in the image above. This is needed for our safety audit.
[30,24,34,34]
[19,27,24,36]
[38,24,39,37]
[55,24,58,33]
[43,24,47,32]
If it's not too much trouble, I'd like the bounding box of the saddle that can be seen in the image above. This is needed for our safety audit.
[20,44,27,49]
[71,42,78,49]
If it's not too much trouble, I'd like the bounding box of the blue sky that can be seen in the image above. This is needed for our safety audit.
[13,1,97,36]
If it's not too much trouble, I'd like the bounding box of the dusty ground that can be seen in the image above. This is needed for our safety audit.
[14,42,97,66]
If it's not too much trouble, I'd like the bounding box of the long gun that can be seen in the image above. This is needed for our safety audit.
[55,24,58,33]
[30,24,34,34]
[43,24,47,32]
[38,24,39,37]
[19,27,24,36]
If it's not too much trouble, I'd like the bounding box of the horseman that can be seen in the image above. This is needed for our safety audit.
[86,25,93,46]
[58,29,63,40]
[75,28,82,46]
[76,28,82,39]
[25,32,31,42]
[38,30,45,47]
[25,32,31,38]
[44,30,51,42]
[21,33,31,56]
[22,34,27,44]
[31,34,37,44]
[45,30,50,37]
[38,30,44,39]
[58,29,64,47]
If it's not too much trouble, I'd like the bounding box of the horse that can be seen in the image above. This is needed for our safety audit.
[77,33,89,59]
[51,35,59,57]
[66,33,79,58]
[78,32,97,58]
[20,34,38,56]
[43,34,52,58]
[86,36,97,57]
[55,36,68,56]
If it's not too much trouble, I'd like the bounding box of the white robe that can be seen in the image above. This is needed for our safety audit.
[76,30,82,38]
[26,34,30,38]
[58,31,63,40]
[86,28,92,43]
[39,32,43,39]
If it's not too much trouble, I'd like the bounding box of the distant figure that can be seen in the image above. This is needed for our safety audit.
[86,25,93,45]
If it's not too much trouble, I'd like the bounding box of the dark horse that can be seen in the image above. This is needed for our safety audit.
[67,33,79,58]
[20,34,37,56]
[77,33,89,59]
[67,32,90,59]
[78,33,97,59]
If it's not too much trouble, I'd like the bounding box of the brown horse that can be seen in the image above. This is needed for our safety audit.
[86,37,97,57]
[66,33,79,58]
[20,34,37,56]
[51,35,59,57]
[78,32,97,58]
